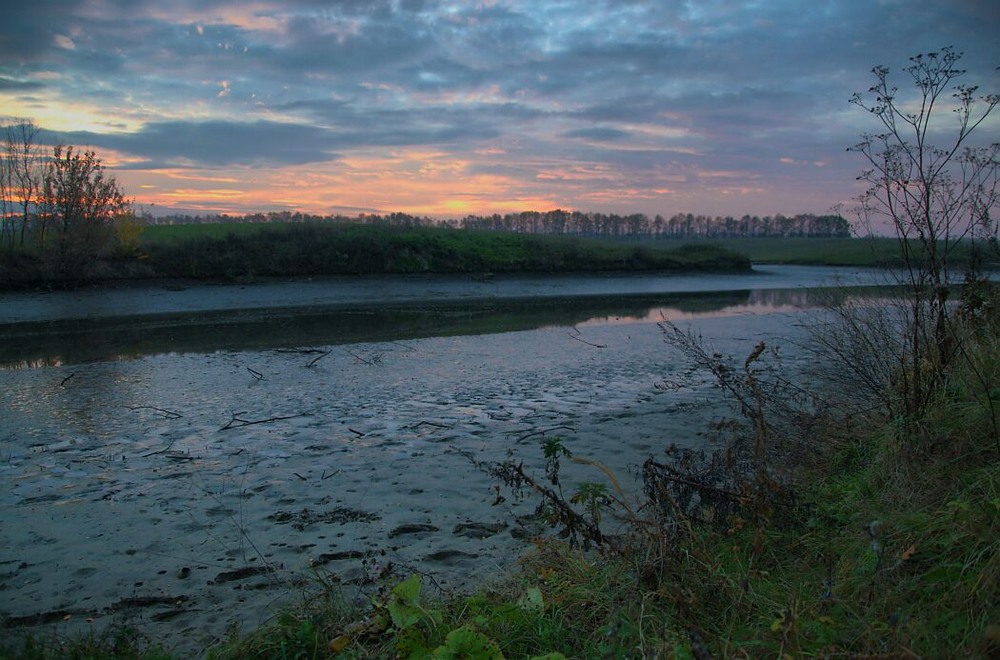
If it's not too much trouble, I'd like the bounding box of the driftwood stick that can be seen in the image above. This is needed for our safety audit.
[348,351,383,366]
[142,439,178,457]
[220,413,303,431]
[516,425,576,443]
[568,332,607,349]
[128,405,183,419]
[411,420,453,430]
[306,350,332,368]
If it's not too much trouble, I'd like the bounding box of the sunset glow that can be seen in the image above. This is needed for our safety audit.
[2,1,997,219]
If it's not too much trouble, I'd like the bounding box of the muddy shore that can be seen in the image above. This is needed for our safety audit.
[0,306,820,656]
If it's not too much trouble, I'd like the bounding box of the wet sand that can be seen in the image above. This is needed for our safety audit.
[0,307,812,656]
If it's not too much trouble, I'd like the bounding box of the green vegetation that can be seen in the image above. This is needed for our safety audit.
[640,236,1000,268]
[1,218,755,288]
[137,223,751,280]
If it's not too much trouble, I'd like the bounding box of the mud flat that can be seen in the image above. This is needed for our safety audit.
[0,304,818,656]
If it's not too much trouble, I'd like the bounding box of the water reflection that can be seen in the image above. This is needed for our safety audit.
[0,285,899,368]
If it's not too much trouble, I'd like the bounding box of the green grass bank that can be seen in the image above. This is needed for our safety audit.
[139,223,751,280]
[0,222,753,289]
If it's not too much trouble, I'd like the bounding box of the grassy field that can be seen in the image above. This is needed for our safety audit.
[667,236,900,265]
[137,222,752,280]
[636,235,1000,267]
[142,223,998,270]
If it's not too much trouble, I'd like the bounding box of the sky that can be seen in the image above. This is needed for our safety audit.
[1,0,998,220]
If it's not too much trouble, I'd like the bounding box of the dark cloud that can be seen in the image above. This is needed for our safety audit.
[563,127,630,141]
[2,0,996,216]
[60,120,338,167]
[0,78,45,92]
[0,0,89,61]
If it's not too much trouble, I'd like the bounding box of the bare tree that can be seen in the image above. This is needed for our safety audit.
[849,47,999,417]
[0,119,43,248]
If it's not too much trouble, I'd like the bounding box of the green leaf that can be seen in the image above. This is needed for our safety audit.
[389,575,426,630]
[518,586,545,614]
[393,574,423,605]
[432,626,503,659]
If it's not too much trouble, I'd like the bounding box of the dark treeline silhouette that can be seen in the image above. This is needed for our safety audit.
[147,209,851,239]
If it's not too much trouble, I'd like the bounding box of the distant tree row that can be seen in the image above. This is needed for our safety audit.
[150,209,851,239]
[447,210,851,238]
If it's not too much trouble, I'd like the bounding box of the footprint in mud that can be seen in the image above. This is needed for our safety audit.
[425,549,479,561]
[388,523,439,538]
[452,521,507,539]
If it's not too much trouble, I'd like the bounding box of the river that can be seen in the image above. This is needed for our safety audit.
[0,265,890,656]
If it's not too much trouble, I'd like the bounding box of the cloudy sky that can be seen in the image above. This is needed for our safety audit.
[1,1,997,219]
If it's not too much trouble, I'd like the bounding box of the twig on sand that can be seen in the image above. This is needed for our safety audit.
[58,373,75,387]
[409,420,454,430]
[128,405,183,419]
[275,347,332,367]
[568,327,606,349]
[516,425,576,444]
[348,350,383,366]
[220,412,306,431]
[306,350,332,368]
[142,439,177,457]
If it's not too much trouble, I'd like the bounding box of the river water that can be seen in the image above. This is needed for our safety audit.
[0,265,891,655]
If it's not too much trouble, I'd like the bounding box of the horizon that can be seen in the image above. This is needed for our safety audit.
[2,1,998,220]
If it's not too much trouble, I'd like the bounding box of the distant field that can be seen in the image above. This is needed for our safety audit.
[665,237,901,266]
[142,224,885,263]
[136,222,751,280]
[140,224,998,271]
[631,236,997,268]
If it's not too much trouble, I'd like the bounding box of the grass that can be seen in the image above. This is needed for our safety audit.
[0,221,752,289]
[138,223,751,280]
[0,625,173,659]
[639,235,1000,268]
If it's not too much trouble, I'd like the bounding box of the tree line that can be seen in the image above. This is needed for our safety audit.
[151,209,851,239]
